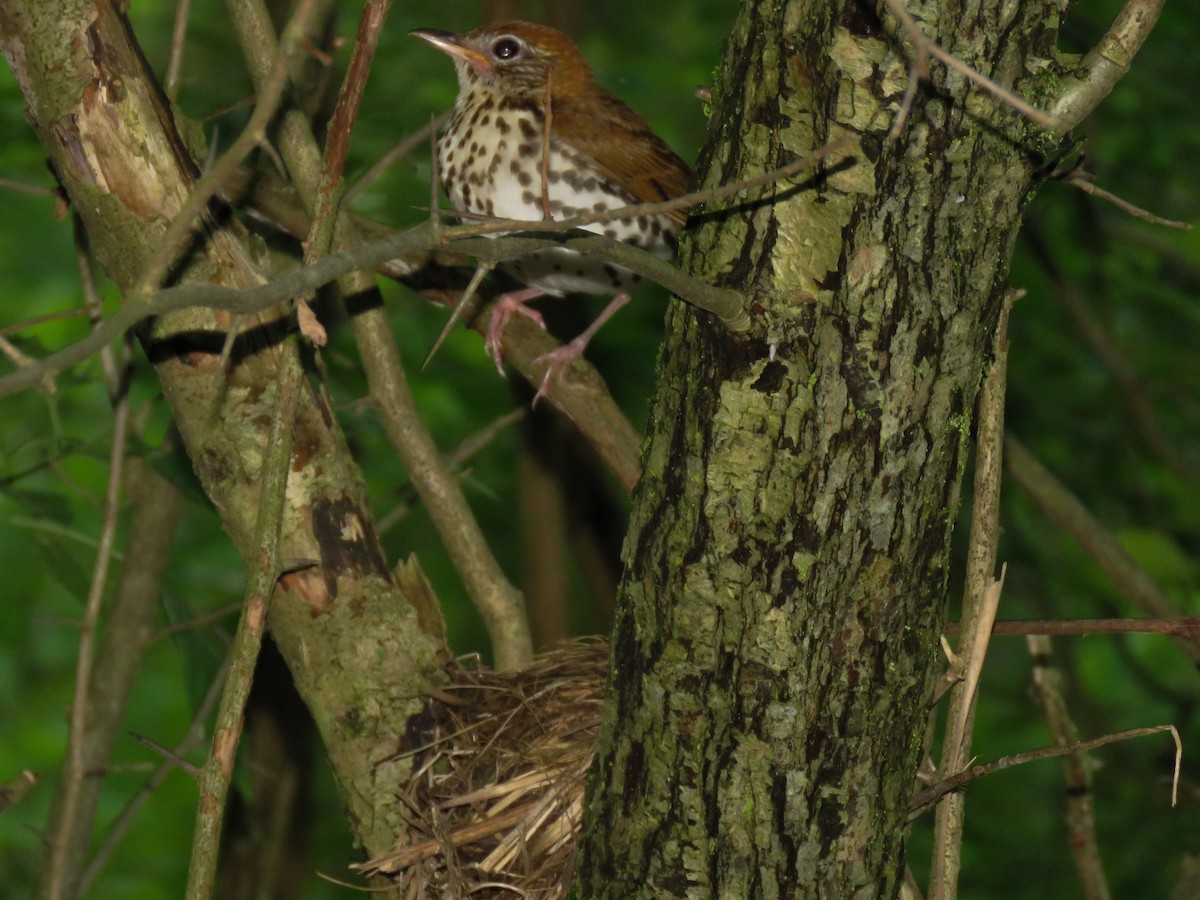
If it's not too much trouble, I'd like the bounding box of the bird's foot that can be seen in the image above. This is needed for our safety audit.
[529,293,630,406]
[484,287,546,374]
[531,338,588,406]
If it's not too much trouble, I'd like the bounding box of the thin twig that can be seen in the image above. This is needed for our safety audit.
[0,307,89,338]
[184,340,305,898]
[343,112,449,205]
[423,261,494,369]
[164,0,194,100]
[128,733,202,779]
[540,68,553,220]
[1027,636,1112,900]
[1059,167,1192,230]
[446,230,747,331]
[444,136,858,248]
[148,602,242,645]
[42,377,131,900]
[910,725,1181,820]
[451,409,527,467]
[946,616,1200,639]
[1023,224,1197,479]
[80,657,229,894]
[0,176,57,196]
[1005,435,1200,664]
[296,0,392,346]
[318,0,389,213]
[428,113,442,238]
[928,284,1015,900]
[377,408,527,534]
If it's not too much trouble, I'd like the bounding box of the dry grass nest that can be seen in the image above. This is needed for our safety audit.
[354,640,608,898]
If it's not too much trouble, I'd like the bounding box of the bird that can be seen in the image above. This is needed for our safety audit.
[410,21,691,401]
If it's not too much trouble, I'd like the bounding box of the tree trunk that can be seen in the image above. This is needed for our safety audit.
[574,0,1056,895]
[0,2,444,891]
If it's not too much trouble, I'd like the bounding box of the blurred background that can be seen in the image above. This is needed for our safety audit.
[0,0,1195,896]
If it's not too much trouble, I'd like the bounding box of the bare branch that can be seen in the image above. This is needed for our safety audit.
[134,0,319,296]
[1005,435,1200,664]
[946,616,1200,640]
[343,112,449,205]
[163,0,194,99]
[1048,0,1167,135]
[930,289,1013,899]
[1027,636,1112,900]
[1059,166,1192,230]
[184,337,304,896]
[910,725,1180,820]
[39,380,131,900]
[0,135,857,398]
[37,454,185,899]
[81,657,229,894]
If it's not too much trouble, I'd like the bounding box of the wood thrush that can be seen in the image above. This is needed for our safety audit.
[410,21,691,400]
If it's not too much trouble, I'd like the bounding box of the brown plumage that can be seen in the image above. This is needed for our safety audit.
[411,21,691,400]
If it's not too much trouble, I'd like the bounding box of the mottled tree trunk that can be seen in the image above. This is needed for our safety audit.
[574,0,1057,895]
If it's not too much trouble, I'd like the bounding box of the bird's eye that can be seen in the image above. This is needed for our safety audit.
[491,37,521,60]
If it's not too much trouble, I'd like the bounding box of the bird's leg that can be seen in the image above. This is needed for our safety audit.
[531,293,630,405]
[484,286,548,374]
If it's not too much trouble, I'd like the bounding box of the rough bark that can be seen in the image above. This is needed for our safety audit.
[0,1,444,892]
[574,1,1058,896]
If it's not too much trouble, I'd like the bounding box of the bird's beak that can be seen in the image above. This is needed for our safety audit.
[409,29,493,76]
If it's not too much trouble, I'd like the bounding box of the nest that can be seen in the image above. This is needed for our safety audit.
[355,640,608,898]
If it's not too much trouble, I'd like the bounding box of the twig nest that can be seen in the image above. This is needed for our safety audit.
[355,640,608,897]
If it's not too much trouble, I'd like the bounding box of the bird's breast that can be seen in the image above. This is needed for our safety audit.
[439,99,674,239]
[436,94,677,296]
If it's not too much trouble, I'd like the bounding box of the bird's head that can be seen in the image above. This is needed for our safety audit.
[410,21,595,104]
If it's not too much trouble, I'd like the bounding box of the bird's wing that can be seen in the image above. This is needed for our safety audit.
[556,89,692,225]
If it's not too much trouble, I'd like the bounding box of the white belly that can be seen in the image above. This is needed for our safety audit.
[438,102,675,296]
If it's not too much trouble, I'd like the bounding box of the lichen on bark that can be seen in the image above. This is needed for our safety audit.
[574,1,1056,896]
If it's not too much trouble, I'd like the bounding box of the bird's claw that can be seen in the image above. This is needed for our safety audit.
[484,291,546,374]
[531,339,586,406]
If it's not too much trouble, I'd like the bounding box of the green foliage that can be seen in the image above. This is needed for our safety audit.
[0,0,1195,897]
